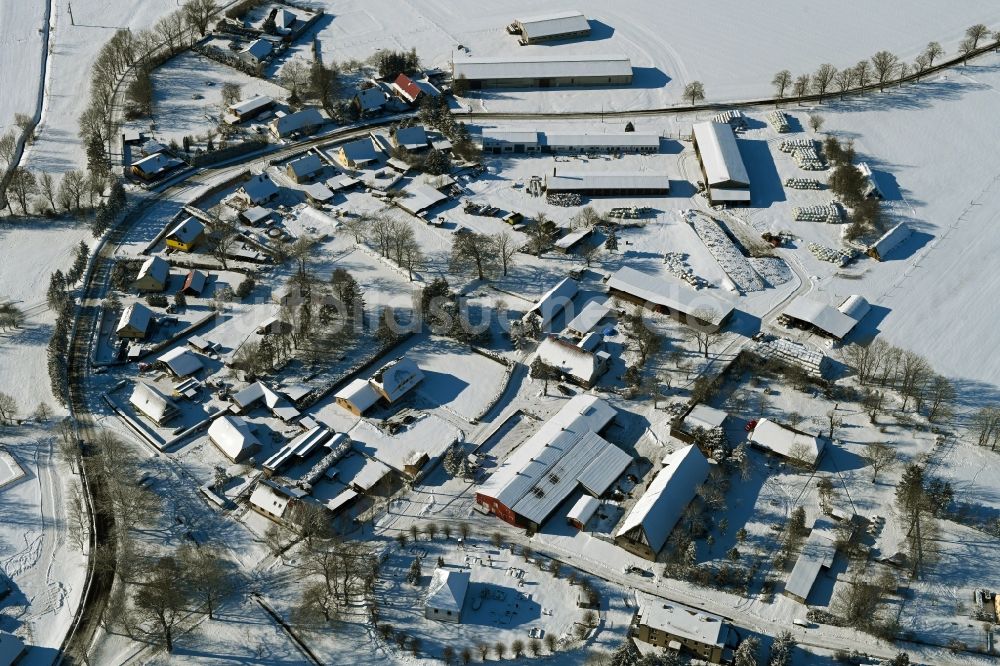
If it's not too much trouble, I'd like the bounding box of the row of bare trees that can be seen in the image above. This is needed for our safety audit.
[773,25,999,102]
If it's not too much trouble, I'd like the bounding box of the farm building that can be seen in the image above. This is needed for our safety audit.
[565,299,614,337]
[208,414,262,463]
[535,336,610,388]
[239,38,272,66]
[130,151,183,181]
[692,121,751,206]
[369,357,424,404]
[545,133,660,153]
[129,382,179,425]
[334,378,381,416]
[331,452,392,494]
[425,568,470,623]
[783,519,838,603]
[545,170,670,196]
[248,479,301,522]
[606,266,734,332]
[181,269,207,295]
[451,53,632,89]
[116,303,153,339]
[0,631,26,666]
[263,426,338,474]
[524,277,578,328]
[553,227,593,253]
[397,182,448,215]
[476,395,632,530]
[567,495,601,530]
[479,130,540,153]
[391,125,429,152]
[858,162,885,199]
[285,154,325,184]
[509,11,591,44]
[164,216,204,252]
[779,295,865,340]
[634,592,730,664]
[269,108,324,139]
[614,445,710,561]
[353,87,389,116]
[225,95,274,123]
[747,418,825,467]
[157,347,204,378]
[336,138,379,168]
[867,222,911,261]
[132,256,170,292]
[235,173,280,206]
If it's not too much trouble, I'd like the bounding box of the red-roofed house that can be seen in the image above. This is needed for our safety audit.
[391,73,439,105]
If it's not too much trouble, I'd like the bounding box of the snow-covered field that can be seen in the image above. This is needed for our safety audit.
[0,2,46,136]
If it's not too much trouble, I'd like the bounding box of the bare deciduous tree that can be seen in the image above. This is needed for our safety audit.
[924,41,944,67]
[683,80,705,105]
[493,231,517,277]
[772,70,792,99]
[833,67,855,99]
[870,51,899,91]
[812,64,837,101]
[862,442,898,483]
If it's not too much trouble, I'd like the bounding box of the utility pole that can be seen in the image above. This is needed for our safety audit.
[68,1,75,25]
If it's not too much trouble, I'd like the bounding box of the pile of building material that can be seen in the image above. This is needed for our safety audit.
[686,211,764,292]
[793,203,842,223]
[779,139,814,153]
[608,206,651,219]
[547,192,582,207]
[767,110,791,133]
[753,336,827,377]
[663,252,708,289]
[712,109,747,130]
[785,178,822,190]
[808,242,856,266]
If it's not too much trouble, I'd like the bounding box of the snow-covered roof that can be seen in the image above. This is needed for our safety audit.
[543,133,660,150]
[182,269,206,295]
[356,87,388,111]
[327,174,361,190]
[270,108,324,137]
[157,347,204,377]
[132,152,183,176]
[536,336,604,386]
[837,295,871,322]
[479,395,630,525]
[567,495,600,527]
[452,54,631,82]
[229,95,273,116]
[398,182,448,215]
[515,11,590,40]
[480,130,540,147]
[208,415,261,461]
[565,299,612,335]
[615,445,710,553]
[636,591,728,648]
[394,125,428,150]
[233,381,300,421]
[275,8,297,29]
[239,173,279,204]
[242,205,273,224]
[692,121,750,188]
[249,479,293,518]
[335,453,391,492]
[683,404,728,432]
[287,154,324,179]
[525,277,578,327]
[335,378,381,412]
[116,302,152,335]
[782,296,859,340]
[136,255,170,286]
[129,382,179,424]
[785,519,837,601]
[747,418,825,466]
[348,413,458,475]
[339,137,379,165]
[0,631,26,666]
[263,424,333,472]
[370,357,424,403]
[867,221,910,260]
[607,266,734,327]
[241,38,273,61]
[554,227,592,250]
[166,217,204,245]
[545,172,670,193]
[303,183,334,202]
[426,568,470,614]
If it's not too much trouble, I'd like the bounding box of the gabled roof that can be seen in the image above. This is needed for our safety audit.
[287,154,324,179]
[136,255,170,286]
[567,495,600,526]
[392,73,424,103]
[129,382,179,423]
[607,266,734,326]
[355,87,389,111]
[208,414,261,461]
[565,300,612,335]
[536,336,604,385]
[615,445,709,553]
[303,182,334,202]
[335,378,381,412]
[452,54,631,82]
[398,182,447,215]
[370,357,424,402]
[782,296,859,340]
[785,518,837,601]
[233,381,300,421]
[229,95,273,116]
[525,277,578,327]
[636,591,728,648]
[393,125,428,150]
[132,152,182,176]
[241,38,273,61]
[683,404,728,432]
[242,205,273,225]
[271,108,324,137]
[692,121,750,188]
[868,222,910,259]
[426,568,470,614]
[166,217,204,245]
[275,8,297,29]
[117,302,153,335]
[339,138,379,165]
[747,418,825,466]
[249,479,293,518]
[516,11,590,40]
[239,173,279,204]
[183,269,207,294]
[157,347,204,377]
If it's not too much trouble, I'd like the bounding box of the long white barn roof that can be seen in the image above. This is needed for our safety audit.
[693,121,749,187]
[453,54,631,81]
[782,296,859,339]
[545,172,670,192]
[606,266,734,325]
[516,11,590,40]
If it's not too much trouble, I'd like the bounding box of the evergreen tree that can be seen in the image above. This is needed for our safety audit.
[47,270,68,309]
[605,226,619,252]
[406,557,422,585]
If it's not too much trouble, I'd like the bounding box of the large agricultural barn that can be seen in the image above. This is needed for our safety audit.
[451,54,633,89]
[508,11,591,44]
[692,121,751,206]
[480,130,660,154]
[545,171,670,196]
[606,266,734,332]
[476,395,632,530]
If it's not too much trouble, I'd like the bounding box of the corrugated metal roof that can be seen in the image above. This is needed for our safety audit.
[838,295,871,322]
[747,418,824,465]
[615,445,709,553]
[785,520,837,601]
[606,266,734,325]
[544,133,660,149]
[566,495,600,526]
[566,299,612,335]
[545,172,670,192]
[230,95,273,115]
[481,130,540,145]
[452,54,631,81]
[516,11,590,40]
[525,277,578,327]
[693,121,750,187]
[577,444,632,496]
[868,221,910,258]
[782,296,858,339]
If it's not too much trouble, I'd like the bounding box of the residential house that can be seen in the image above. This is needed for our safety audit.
[535,336,609,388]
[391,73,439,105]
[208,414,262,463]
[334,379,381,416]
[634,593,730,664]
[425,568,470,623]
[157,347,204,378]
[181,269,207,296]
[269,108,324,139]
[132,256,170,292]
[235,173,279,207]
[285,154,324,184]
[391,125,429,152]
[165,217,204,252]
[353,87,389,116]
[239,39,273,67]
[336,138,379,168]
[369,357,424,404]
[129,381,180,425]
[116,303,153,339]
[131,152,183,181]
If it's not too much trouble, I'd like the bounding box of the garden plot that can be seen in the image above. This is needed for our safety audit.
[404,337,510,422]
[686,211,764,293]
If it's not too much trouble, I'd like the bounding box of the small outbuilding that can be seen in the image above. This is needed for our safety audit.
[239,39,273,66]
[334,378,381,416]
[535,336,609,388]
[567,495,600,530]
[747,418,825,467]
[425,568,470,623]
[866,222,910,261]
[226,95,274,123]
